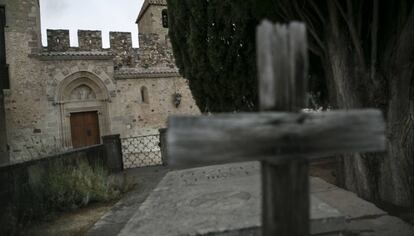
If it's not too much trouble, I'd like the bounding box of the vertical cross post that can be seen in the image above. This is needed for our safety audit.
[257,21,309,236]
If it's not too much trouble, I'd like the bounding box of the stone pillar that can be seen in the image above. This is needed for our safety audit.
[102,134,123,173]
[159,128,168,166]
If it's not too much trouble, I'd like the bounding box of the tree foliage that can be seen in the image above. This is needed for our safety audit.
[168,0,278,112]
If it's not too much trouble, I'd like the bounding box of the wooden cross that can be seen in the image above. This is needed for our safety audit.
[167,21,386,236]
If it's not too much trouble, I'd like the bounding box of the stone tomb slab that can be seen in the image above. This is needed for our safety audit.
[119,162,346,236]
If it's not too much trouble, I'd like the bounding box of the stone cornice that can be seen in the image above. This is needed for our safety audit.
[33,51,114,61]
[114,68,180,79]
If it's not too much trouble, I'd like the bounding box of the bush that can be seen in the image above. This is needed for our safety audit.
[45,161,119,211]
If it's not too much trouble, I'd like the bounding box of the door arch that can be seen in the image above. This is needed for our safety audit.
[55,71,110,149]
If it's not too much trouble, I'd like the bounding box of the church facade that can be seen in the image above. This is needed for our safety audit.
[0,0,199,163]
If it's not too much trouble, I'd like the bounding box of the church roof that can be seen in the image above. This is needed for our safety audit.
[136,0,167,23]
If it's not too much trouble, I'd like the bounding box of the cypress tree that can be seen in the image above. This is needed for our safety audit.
[168,0,279,112]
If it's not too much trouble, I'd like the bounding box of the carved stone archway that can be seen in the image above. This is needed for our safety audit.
[55,71,110,149]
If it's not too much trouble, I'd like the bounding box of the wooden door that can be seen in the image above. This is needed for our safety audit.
[70,111,100,148]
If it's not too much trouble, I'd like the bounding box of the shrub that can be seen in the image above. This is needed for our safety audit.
[45,161,120,211]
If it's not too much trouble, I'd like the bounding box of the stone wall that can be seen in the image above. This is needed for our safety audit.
[111,76,198,137]
[138,33,175,68]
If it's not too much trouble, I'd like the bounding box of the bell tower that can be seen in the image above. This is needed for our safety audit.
[136,0,169,47]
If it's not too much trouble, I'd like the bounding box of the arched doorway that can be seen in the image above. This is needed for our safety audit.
[55,71,110,149]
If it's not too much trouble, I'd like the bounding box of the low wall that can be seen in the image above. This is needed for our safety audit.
[0,144,106,206]
[0,134,124,234]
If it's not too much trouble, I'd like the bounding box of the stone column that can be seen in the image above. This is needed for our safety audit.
[102,134,123,173]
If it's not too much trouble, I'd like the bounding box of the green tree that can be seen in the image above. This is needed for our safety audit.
[168,0,414,207]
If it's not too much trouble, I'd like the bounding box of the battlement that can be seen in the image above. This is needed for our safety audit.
[78,30,102,51]
[45,29,135,52]
[43,29,173,69]
[47,29,70,52]
[110,32,133,53]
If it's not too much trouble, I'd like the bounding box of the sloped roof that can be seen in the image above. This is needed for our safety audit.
[136,0,167,23]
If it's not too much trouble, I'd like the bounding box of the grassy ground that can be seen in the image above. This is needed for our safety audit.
[21,201,116,236]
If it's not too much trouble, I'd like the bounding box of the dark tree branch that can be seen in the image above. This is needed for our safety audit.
[346,0,354,19]
[291,1,326,55]
[333,0,366,67]
[371,0,379,81]
[356,0,365,35]
[307,0,326,25]
[327,0,340,39]
[394,6,414,79]
[276,5,290,22]
[308,42,324,57]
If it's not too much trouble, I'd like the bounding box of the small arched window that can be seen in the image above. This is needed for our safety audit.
[162,9,169,28]
[141,86,149,104]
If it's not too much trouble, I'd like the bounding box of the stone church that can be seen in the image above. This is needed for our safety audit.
[0,0,199,164]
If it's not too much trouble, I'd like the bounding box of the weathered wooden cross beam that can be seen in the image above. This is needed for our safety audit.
[167,21,386,236]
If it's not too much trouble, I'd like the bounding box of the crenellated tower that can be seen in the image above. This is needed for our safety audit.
[136,0,169,47]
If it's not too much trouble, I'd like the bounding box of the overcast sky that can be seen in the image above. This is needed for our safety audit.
[40,0,145,48]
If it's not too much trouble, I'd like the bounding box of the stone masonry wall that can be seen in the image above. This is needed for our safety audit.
[138,33,175,68]
[111,77,199,137]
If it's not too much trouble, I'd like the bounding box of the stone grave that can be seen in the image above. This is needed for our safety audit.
[119,162,346,236]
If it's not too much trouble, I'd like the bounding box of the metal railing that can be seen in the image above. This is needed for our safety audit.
[121,134,162,169]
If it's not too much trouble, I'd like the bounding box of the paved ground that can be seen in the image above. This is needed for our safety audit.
[311,178,414,235]
[88,163,414,236]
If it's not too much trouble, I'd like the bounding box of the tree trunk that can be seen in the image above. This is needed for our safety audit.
[325,34,381,201]
[325,13,414,206]
[379,64,414,206]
